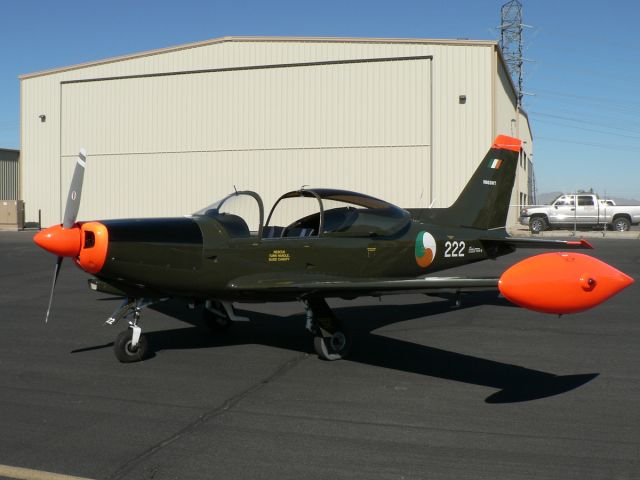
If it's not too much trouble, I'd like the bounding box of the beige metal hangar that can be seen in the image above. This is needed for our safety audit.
[20,36,532,229]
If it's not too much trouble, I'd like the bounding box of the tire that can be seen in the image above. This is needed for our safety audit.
[612,217,631,232]
[529,216,548,234]
[114,329,148,363]
[203,303,232,332]
[314,331,351,361]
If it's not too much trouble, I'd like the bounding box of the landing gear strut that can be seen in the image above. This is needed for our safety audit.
[107,298,158,363]
[113,310,149,362]
[203,300,232,332]
[305,298,351,361]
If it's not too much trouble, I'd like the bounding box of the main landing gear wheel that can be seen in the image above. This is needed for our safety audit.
[203,301,232,332]
[305,298,352,361]
[114,329,148,363]
[314,331,351,361]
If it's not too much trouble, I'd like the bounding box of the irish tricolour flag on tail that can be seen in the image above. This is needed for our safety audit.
[488,158,503,169]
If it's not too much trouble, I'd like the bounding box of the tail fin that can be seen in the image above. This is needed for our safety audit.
[410,135,521,230]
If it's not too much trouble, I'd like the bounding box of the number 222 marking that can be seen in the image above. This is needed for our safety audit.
[444,241,465,257]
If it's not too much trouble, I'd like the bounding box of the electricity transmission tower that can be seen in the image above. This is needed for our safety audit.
[499,1,537,204]
[499,0,525,107]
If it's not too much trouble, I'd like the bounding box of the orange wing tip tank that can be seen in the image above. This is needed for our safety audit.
[499,252,634,314]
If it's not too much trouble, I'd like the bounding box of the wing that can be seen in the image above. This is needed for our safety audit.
[228,273,498,298]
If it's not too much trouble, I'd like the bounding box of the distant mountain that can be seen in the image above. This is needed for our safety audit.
[535,192,640,206]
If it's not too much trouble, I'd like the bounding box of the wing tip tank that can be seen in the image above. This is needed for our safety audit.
[499,252,633,314]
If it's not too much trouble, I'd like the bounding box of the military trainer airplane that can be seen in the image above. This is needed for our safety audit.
[34,135,634,362]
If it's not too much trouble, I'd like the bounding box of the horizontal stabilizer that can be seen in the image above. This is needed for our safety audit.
[480,237,593,250]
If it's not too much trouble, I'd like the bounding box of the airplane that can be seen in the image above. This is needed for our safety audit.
[34,135,634,363]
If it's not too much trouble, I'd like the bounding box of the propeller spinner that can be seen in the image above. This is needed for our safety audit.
[34,149,87,323]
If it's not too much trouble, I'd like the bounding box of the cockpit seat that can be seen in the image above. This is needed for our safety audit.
[285,227,315,237]
[263,225,283,238]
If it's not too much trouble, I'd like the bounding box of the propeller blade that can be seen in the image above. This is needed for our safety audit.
[45,256,63,323]
[62,149,87,229]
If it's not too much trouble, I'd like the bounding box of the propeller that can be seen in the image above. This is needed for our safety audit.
[45,257,63,323]
[36,149,87,323]
[63,149,86,229]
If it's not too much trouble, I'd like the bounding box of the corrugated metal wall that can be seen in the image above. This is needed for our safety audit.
[21,38,522,227]
[0,149,19,200]
[494,59,522,227]
[59,57,431,222]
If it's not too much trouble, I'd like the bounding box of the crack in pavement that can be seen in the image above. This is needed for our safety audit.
[107,352,308,480]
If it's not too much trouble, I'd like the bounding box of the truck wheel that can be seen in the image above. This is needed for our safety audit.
[612,217,631,232]
[529,217,548,234]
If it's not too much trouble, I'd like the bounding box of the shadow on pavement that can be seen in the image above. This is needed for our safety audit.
[73,293,598,404]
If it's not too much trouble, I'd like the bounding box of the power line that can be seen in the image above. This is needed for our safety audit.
[530,111,640,136]
[533,118,640,141]
[536,135,640,151]
[535,89,640,109]
[533,93,640,119]
[532,107,640,128]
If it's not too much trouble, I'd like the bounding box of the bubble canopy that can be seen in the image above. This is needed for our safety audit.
[193,188,411,239]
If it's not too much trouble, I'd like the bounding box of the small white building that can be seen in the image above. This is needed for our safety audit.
[20,36,532,228]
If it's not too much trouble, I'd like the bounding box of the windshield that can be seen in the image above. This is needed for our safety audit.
[193,191,264,236]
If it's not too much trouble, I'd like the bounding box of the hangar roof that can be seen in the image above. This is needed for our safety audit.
[0,148,19,155]
[20,36,500,80]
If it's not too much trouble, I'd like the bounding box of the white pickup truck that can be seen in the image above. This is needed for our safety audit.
[520,193,640,233]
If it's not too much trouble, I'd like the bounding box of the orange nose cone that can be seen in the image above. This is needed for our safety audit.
[33,224,82,258]
[499,252,634,314]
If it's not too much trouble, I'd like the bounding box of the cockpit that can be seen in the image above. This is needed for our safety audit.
[192,188,411,240]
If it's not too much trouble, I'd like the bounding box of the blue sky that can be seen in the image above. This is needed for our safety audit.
[1,0,639,199]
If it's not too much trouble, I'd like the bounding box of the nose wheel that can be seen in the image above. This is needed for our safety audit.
[107,300,153,363]
[114,328,148,363]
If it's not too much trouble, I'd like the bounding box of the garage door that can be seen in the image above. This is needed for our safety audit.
[60,57,431,222]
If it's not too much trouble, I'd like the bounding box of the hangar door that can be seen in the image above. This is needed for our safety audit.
[60,56,432,223]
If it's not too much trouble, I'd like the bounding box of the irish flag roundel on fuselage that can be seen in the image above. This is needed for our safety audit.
[415,231,437,268]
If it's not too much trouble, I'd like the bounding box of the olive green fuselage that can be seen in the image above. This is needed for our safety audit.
[95,216,510,301]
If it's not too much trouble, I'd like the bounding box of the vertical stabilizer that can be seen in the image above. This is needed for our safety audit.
[410,135,522,230]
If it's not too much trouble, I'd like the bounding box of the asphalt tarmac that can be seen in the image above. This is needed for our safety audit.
[0,232,638,480]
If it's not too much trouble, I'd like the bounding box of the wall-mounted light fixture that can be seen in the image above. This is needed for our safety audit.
[458,95,467,104]
[39,114,46,122]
